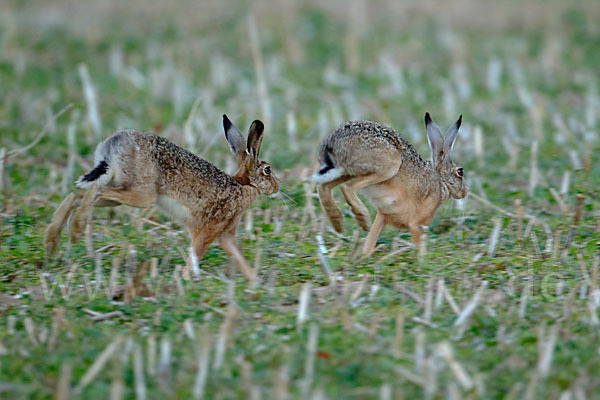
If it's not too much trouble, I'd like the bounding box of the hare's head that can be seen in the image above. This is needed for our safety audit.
[425,112,468,200]
[223,115,280,195]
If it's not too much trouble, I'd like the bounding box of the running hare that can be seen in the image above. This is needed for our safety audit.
[314,112,467,255]
[45,115,279,283]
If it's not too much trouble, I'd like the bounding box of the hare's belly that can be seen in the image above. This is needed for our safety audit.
[361,184,412,215]
[156,195,192,224]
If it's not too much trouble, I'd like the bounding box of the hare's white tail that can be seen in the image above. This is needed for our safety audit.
[313,145,344,183]
[313,166,344,184]
[76,160,113,189]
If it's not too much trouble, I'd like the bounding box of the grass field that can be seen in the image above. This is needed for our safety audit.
[1,0,600,398]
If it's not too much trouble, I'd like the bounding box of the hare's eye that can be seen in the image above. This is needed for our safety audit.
[263,166,271,175]
[456,167,464,177]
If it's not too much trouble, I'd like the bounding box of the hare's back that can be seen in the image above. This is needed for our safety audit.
[143,134,241,197]
[325,121,404,151]
[99,131,236,190]
[319,121,417,176]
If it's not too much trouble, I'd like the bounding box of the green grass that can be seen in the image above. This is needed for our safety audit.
[1,0,600,398]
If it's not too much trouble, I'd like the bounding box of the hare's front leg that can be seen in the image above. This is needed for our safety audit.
[190,230,218,261]
[362,210,386,256]
[408,222,428,256]
[218,233,257,284]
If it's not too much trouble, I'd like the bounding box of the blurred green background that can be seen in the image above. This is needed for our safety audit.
[1,0,600,398]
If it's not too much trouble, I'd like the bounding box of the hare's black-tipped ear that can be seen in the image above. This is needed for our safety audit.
[425,112,444,168]
[443,115,462,161]
[424,112,433,126]
[246,120,264,159]
[223,114,245,154]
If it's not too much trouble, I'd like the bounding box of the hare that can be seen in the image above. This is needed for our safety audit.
[44,115,279,283]
[314,112,468,255]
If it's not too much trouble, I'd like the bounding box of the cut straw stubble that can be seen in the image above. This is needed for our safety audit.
[193,327,211,400]
[55,363,72,400]
[248,13,271,126]
[78,63,102,140]
[297,282,312,328]
[74,336,123,394]
[0,148,7,199]
[487,218,502,257]
[157,336,171,393]
[438,341,473,390]
[133,343,147,400]
[454,281,489,335]
[213,304,238,371]
[300,324,319,397]
[47,307,64,352]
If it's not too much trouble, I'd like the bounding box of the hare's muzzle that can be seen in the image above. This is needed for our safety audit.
[269,177,281,195]
[455,184,469,199]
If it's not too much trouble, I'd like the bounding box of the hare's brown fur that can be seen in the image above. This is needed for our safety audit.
[45,116,279,283]
[314,113,468,255]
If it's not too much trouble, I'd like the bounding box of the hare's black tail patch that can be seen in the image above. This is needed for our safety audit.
[313,146,344,184]
[81,160,108,183]
[318,146,335,175]
[76,160,111,189]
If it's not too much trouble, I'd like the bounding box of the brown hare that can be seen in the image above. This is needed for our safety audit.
[314,112,468,255]
[45,115,279,283]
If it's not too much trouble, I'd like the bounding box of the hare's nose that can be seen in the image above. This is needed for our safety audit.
[459,186,469,199]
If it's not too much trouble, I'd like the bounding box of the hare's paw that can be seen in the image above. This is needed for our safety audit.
[347,201,370,231]
[329,211,344,233]
[68,206,87,244]
[44,223,61,255]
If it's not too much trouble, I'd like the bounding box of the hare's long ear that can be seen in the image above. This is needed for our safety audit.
[223,114,246,155]
[246,120,264,161]
[443,115,462,164]
[425,112,445,169]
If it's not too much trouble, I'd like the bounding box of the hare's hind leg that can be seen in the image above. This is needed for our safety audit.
[99,188,156,208]
[340,171,396,231]
[69,184,121,243]
[69,183,100,243]
[45,192,81,255]
[45,187,122,255]
[317,175,351,233]
[94,198,121,207]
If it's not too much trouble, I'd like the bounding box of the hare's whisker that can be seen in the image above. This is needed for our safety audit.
[279,189,297,204]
